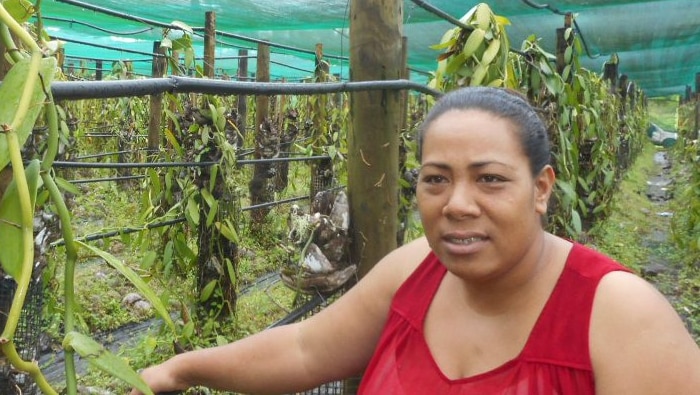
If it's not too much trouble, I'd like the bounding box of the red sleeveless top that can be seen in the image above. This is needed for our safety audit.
[358,243,630,394]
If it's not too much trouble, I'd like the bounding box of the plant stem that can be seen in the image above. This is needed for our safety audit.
[0,23,23,63]
[35,0,44,42]
[0,131,35,342]
[0,126,57,394]
[42,96,60,171]
[0,3,41,53]
[2,342,58,395]
[42,172,79,395]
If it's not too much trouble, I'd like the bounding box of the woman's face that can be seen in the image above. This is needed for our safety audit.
[416,109,553,282]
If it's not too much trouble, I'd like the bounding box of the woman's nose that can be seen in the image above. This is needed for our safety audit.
[442,184,481,219]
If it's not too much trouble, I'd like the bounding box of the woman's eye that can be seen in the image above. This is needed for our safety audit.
[421,174,446,184]
[479,174,505,183]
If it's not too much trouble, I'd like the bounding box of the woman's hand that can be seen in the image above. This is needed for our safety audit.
[129,362,188,395]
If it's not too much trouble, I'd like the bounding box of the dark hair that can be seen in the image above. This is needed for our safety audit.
[417,87,550,176]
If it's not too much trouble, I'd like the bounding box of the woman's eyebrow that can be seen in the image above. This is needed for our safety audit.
[468,160,515,170]
[420,160,515,173]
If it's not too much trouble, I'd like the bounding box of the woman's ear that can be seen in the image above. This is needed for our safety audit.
[534,165,555,215]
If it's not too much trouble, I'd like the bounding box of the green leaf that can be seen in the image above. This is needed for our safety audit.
[186,197,200,225]
[160,37,173,49]
[163,240,174,268]
[0,57,57,171]
[577,176,591,193]
[199,279,217,302]
[141,251,157,270]
[205,200,218,227]
[225,257,237,285]
[172,36,193,52]
[3,0,35,23]
[63,331,154,395]
[76,241,177,334]
[216,335,229,347]
[54,176,81,195]
[208,164,219,192]
[564,46,573,64]
[0,159,41,279]
[556,179,577,203]
[171,20,194,35]
[181,321,195,339]
[147,169,161,197]
[571,208,582,235]
[200,188,215,208]
[184,47,195,69]
[215,220,239,243]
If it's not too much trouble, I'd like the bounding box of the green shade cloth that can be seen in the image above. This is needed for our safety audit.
[40,0,700,97]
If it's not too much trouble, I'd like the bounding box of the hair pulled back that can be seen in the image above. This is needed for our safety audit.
[417,87,550,176]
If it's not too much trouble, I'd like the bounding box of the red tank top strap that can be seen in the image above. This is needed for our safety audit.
[520,243,631,369]
[391,252,446,330]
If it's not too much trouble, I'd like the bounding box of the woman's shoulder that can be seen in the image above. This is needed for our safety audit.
[369,236,432,289]
[590,269,700,393]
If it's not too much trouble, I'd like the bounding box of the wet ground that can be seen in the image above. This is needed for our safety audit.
[641,150,676,278]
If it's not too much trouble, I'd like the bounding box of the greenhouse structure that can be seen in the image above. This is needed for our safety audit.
[0,0,699,394]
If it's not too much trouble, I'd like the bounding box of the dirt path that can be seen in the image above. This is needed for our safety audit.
[641,149,696,335]
[641,150,675,276]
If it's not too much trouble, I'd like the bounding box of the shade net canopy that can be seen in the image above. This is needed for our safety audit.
[38,0,700,97]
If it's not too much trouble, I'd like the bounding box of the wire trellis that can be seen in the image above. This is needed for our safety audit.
[0,279,44,395]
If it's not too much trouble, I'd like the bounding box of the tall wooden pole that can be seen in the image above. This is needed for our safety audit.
[695,73,700,140]
[148,41,167,152]
[249,42,272,226]
[349,0,403,279]
[203,11,216,78]
[236,49,249,141]
[555,13,574,81]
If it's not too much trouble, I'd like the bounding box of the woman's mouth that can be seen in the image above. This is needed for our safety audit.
[447,236,486,245]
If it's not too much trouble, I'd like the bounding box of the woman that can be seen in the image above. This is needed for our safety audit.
[131,87,700,394]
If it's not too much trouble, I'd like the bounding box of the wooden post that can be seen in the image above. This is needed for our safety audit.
[203,11,216,78]
[349,0,403,279]
[166,50,180,137]
[56,48,65,73]
[694,73,700,139]
[627,82,636,108]
[399,36,409,134]
[556,13,574,80]
[396,35,411,246]
[255,42,270,143]
[619,74,629,109]
[236,49,249,141]
[249,41,272,225]
[148,41,167,152]
[603,62,618,93]
[310,43,332,201]
[95,59,103,81]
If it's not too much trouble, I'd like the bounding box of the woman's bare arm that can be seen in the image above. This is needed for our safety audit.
[131,237,430,395]
[591,271,700,394]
